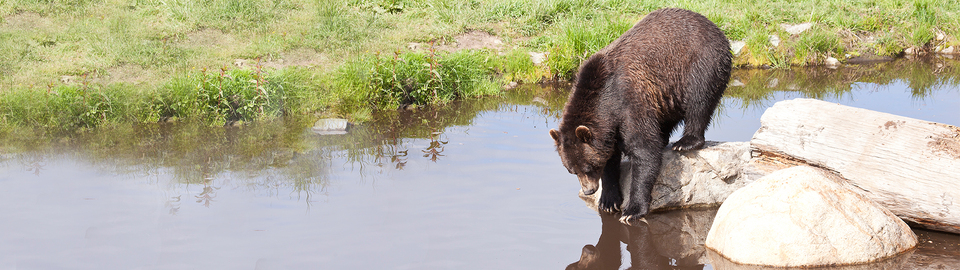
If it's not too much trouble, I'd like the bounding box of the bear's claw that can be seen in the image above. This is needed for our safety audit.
[597,194,622,213]
[598,202,621,213]
[672,136,705,152]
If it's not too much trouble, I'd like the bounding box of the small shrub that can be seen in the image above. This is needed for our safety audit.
[338,49,500,109]
[152,64,286,125]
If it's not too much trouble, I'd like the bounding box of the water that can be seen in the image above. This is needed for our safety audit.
[1,59,959,269]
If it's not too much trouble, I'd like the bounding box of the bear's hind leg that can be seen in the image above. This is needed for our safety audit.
[598,149,623,213]
[672,58,726,152]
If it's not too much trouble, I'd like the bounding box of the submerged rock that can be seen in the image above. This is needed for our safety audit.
[312,118,349,135]
[941,46,956,55]
[705,166,917,267]
[825,57,840,68]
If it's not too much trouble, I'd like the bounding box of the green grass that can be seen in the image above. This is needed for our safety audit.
[2,0,960,130]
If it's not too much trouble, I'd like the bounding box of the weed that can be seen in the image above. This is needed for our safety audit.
[339,48,499,109]
[794,26,843,62]
[545,14,633,79]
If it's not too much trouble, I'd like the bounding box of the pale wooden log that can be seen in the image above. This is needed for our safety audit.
[751,98,960,234]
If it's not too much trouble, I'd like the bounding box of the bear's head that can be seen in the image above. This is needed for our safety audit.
[565,245,600,270]
[550,126,606,195]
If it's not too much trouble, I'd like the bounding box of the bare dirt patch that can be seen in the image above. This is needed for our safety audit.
[2,12,53,31]
[409,30,504,52]
[232,48,332,70]
[181,28,237,49]
[99,64,153,85]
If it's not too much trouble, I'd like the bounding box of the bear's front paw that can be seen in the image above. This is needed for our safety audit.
[597,194,622,213]
[672,136,705,152]
[618,213,649,226]
[618,207,649,225]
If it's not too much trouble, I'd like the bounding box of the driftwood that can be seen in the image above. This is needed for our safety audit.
[751,98,960,234]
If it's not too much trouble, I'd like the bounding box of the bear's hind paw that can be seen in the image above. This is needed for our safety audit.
[672,136,705,152]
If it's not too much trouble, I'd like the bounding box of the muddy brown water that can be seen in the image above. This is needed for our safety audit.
[1,59,959,269]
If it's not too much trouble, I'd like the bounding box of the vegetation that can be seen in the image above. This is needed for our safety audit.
[1,0,959,130]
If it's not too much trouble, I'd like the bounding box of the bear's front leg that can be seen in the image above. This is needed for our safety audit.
[597,150,622,213]
[619,149,661,225]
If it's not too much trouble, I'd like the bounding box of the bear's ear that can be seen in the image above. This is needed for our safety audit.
[575,53,607,90]
[549,129,561,144]
[575,125,591,142]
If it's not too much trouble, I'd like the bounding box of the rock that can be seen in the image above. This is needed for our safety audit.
[750,98,960,234]
[503,81,519,90]
[407,42,422,51]
[825,56,840,68]
[905,46,919,55]
[941,46,956,55]
[727,80,744,87]
[768,35,780,47]
[580,142,762,212]
[781,23,814,35]
[766,78,778,88]
[532,96,548,105]
[528,52,548,65]
[729,40,746,55]
[705,166,918,267]
[312,118,349,135]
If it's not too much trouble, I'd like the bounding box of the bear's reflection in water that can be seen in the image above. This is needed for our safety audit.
[567,209,717,270]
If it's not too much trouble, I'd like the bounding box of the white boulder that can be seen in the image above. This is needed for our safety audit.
[705,166,917,267]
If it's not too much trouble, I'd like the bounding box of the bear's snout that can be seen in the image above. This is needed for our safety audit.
[578,174,600,195]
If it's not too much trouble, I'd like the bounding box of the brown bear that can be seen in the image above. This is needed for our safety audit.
[549,8,731,224]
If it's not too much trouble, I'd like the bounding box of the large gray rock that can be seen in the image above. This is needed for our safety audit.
[580,142,764,212]
[705,166,917,267]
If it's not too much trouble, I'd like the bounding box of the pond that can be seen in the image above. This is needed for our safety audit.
[1,58,959,269]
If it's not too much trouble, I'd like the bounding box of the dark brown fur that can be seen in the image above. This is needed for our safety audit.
[550,8,732,224]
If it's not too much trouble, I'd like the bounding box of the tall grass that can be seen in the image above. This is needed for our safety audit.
[333,49,500,109]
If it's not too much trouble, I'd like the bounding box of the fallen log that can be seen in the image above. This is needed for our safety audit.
[751,98,960,234]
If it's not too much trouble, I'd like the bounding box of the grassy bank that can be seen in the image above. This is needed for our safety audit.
[1,0,958,130]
